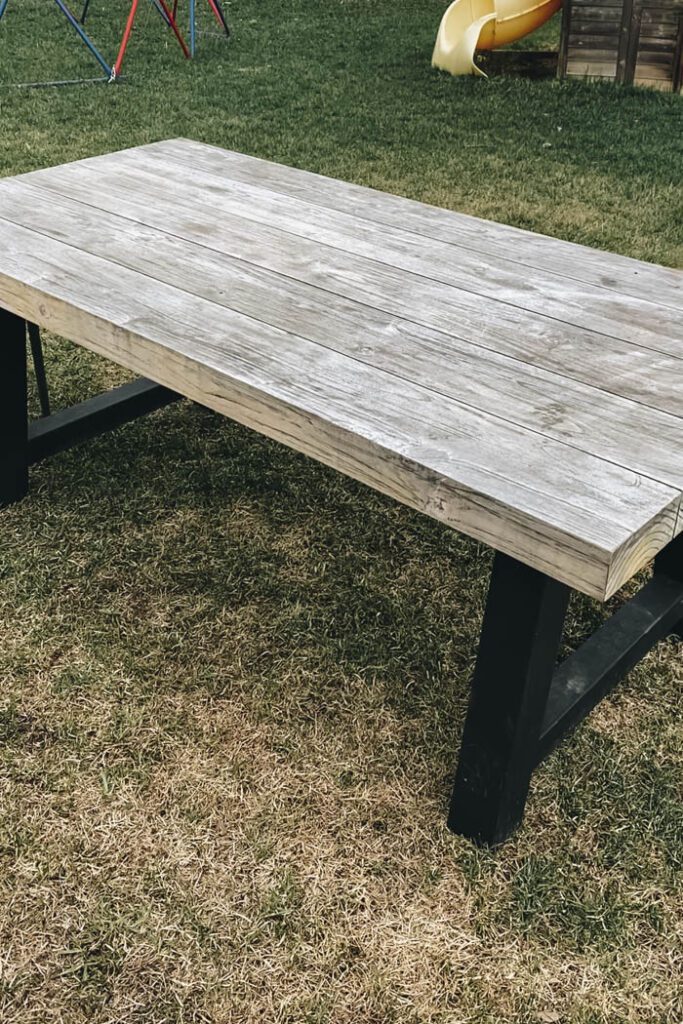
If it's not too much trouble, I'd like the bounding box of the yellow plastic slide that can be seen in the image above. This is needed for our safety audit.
[432,0,562,76]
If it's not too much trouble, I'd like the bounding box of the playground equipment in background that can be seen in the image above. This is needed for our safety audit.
[559,0,683,91]
[0,0,114,81]
[433,0,683,90]
[172,0,230,57]
[0,0,230,87]
[432,0,562,76]
[109,0,190,79]
[94,0,231,76]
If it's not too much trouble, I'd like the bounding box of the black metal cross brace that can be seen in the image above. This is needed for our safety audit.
[0,310,180,506]
[2,307,682,846]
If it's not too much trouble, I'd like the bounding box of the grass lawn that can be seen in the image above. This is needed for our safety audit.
[1,1,682,1022]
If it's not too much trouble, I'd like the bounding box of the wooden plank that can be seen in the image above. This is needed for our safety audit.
[635,63,675,75]
[572,36,621,47]
[2,180,683,499]
[4,176,681,425]
[18,151,683,357]
[15,140,683,313]
[570,46,621,58]
[637,36,679,51]
[636,38,677,59]
[638,21,681,36]
[636,54,675,68]
[571,19,635,33]
[639,34,679,49]
[571,2,623,11]
[1,217,678,600]
[145,141,683,313]
[573,25,676,43]
[641,8,683,23]
[569,30,622,42]
[570,32,619,45]
[568,7,622,22]
[633,75,675,86]
[567,37,619,50]
[566,59,619,75]
[571,0,623,7]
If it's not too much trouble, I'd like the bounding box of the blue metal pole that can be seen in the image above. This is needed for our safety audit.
[0,0,10,22]
[190,0,196,57]
[53,0,113,78]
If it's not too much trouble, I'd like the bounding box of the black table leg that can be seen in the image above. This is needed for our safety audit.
[448,552,569,845]
[0,308,29,508]
[655,531,683,638]
[449,537,683,846]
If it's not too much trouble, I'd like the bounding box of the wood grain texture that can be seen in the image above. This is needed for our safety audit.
[1,180,682,491]
[1,141,682,600]
[126,139,683,311]
[23,148,680,355]
[10,163,682,419]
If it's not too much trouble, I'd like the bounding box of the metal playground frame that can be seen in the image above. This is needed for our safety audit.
[0,0,230,87]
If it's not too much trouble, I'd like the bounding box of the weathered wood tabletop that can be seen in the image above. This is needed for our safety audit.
[1,139,681,601]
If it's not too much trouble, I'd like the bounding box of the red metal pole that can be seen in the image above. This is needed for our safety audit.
[112,0,140,79]
[207,0,222,27]
[113,0,189,79]
[207,0,229,34]
[156,0,190,57]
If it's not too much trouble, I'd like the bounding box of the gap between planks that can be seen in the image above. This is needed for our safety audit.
[1,179,682,507]
[1,213,679,601]
[15,140,683,319]
[139,139,683,313]
[37,148,680,354]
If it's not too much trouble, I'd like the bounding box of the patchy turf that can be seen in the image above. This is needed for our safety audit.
[0,1,682,1022]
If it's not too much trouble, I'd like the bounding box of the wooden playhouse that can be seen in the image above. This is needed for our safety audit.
[558,0,683,90]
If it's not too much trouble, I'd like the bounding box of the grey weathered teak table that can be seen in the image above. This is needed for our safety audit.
[1,140,682,844]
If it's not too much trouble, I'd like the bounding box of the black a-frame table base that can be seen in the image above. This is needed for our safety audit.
[448,542,683,844]
[2,308,682,846]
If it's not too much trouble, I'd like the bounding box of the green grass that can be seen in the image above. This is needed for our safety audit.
[1,2,682,1022]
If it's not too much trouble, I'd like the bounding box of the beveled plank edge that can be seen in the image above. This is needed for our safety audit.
[157,138,683,309]
[0,272,652,604]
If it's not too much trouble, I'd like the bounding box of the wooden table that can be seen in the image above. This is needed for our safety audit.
[1,139,682,844]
